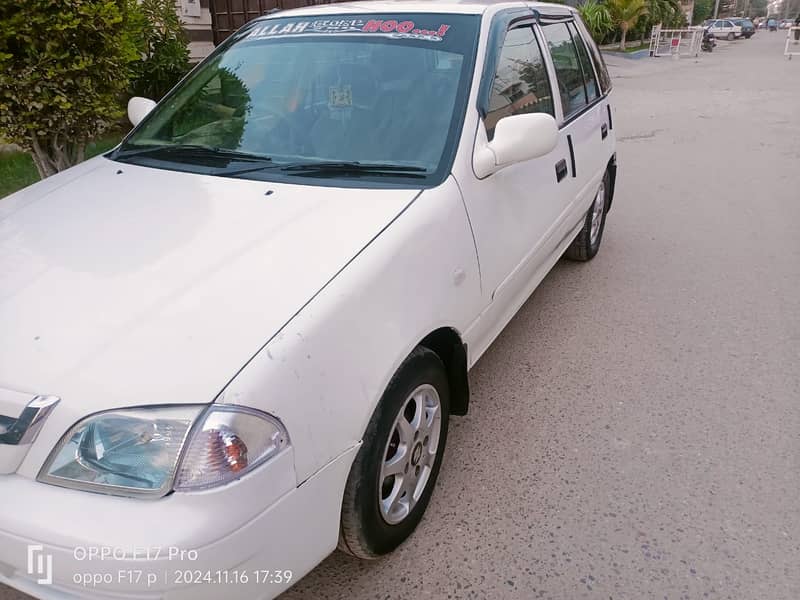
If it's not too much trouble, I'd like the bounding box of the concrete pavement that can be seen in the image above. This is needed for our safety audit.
[283,32,800,600]
[3,30,799,600]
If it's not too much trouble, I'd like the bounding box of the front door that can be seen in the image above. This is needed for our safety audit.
[458,19,572,356]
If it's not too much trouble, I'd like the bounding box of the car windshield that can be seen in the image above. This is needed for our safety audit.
[114,13,480,186]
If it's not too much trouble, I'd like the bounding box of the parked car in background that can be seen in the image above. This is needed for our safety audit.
[707,19,743,40]
[767,18,778,31]
[731,18,756,38]
[0,1,618,598]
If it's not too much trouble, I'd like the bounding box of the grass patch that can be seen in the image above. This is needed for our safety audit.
[0,151,39,199]
[0,132,124,199]
[623,43,649,53]
[604,43,650,53]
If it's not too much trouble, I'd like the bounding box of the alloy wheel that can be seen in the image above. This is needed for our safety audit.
[590,180,606,246]
[378,384,442,525]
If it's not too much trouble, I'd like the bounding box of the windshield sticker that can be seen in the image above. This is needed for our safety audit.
[329,85,353,108]
[246,18,451,42]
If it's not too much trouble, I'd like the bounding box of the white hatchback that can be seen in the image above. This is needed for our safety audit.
[0,1,617,598]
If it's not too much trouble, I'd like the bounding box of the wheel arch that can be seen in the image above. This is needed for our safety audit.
[418,327,470,416]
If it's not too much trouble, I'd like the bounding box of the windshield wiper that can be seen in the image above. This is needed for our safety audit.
[280,161,428,178]
[113,143,272,164]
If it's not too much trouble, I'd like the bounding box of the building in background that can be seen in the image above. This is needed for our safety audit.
[177,0,338,60]
[177,0,214,61]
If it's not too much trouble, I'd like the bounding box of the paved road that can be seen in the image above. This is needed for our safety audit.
[3,31,799,600]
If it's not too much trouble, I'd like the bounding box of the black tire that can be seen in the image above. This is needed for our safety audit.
[564,170,610,262]
[727,32,735,40]
[338,346,450,559]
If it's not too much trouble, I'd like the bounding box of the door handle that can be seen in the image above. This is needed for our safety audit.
[601,123,608,140]
[555,159,568,182]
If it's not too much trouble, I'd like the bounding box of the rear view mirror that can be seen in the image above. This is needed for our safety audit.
[474,113,559,178]
[127,97,157,127]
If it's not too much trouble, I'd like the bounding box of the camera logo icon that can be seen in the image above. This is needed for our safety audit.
[26,545,53,585]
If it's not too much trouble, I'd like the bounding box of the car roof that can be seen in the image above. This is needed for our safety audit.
[259,0,575,19]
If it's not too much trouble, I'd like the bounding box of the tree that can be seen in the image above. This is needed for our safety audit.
[693,0,715,23]
[607,0,649,49]
[647,0,684,26]
[131,0,190,100]
[749,0,768,17]
[0,0,140,178]
[578,0,614,41]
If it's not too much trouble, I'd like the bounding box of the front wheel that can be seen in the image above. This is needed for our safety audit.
[727,32,735,40]
[564,171,610,261]
[338,347,450,559]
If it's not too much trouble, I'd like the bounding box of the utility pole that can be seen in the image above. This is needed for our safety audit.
[714,0,722,17]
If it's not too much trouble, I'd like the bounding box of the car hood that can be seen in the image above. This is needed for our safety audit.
[0,157,418,413]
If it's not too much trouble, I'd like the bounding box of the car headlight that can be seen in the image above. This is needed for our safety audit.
[39,405,290,498]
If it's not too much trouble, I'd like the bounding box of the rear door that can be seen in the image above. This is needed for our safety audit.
[539,18,609,219]
[714,20,733,37]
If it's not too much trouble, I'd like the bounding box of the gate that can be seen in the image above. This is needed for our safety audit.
[649,26,703,58]
[209,0,338,45]
[785,27,800,60]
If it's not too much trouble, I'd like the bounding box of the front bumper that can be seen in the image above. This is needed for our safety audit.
[0,445,357,600]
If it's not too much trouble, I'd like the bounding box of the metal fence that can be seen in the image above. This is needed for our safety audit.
[785,27,800,60]
[649,26,703,58]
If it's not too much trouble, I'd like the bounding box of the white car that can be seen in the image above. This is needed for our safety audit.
[0,1,617,598]
[707,18,743,40]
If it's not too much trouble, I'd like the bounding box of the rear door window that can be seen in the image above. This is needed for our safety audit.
[569,22,600,102]
[542,22,588,118]
[573,18,612,94]
[484,25,554,140]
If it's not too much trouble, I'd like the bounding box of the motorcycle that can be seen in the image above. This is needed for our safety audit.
[702,29,716,52]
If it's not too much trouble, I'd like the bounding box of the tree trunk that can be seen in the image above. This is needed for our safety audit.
[50,133,71,172]
[28,134,85,180]
[30,137,57,179]
[619,26,628,51]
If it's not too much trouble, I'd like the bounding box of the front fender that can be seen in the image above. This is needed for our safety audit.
[218,176,482,483]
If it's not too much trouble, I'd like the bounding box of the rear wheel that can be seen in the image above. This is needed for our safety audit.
[338,347,450,559]
[564,171,609,262]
